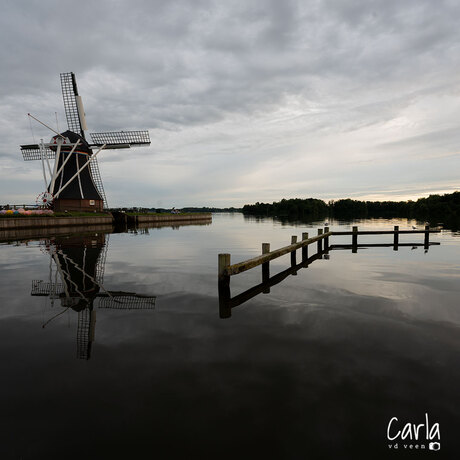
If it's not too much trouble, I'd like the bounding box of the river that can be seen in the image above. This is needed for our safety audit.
[0,213,458,459]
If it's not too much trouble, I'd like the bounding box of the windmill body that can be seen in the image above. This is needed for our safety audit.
[20,72,151,211]
[49,130,105,211]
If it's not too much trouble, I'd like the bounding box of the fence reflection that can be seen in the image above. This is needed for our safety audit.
[218,241,439,318]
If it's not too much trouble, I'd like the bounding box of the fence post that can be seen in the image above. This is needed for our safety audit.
[291,235,297,268]
[352,226,358,253]
[218,253,231,318]
[218,253,231,279]
[262,243,270,291]
[324,226,330,250]
[302,232,309,262]
[393,225,399,251]
[317,228,323,253]
[424,225,430,249]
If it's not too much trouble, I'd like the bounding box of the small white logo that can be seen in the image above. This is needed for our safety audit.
[387,413,440,452]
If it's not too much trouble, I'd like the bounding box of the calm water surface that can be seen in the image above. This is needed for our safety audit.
[0,213,459,459]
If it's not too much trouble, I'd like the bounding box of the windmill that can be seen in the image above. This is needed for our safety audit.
[32,233,156,360]
[20,72,151,211]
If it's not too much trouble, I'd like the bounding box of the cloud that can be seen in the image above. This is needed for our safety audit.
[1,0,460,206]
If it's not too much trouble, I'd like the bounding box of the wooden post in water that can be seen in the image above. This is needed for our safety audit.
[218,253,231,318]
[302,232,309,262]
[262,243,270,292]
[218,253,231,280]
[393,225,399,251]
[424,225,430,249]
[352,226,358,253]
[317,229,323,253]
[317,228,323,254]
[291,235,297,273]
[324,226,330,251]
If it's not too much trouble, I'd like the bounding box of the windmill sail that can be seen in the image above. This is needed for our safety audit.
[20,144,55,161]
[77,307,95,360]
[98,293,156,309]
[31,280,64,297]
[60,72,85,138]
[89,158,108,208]
[90,130,150,147]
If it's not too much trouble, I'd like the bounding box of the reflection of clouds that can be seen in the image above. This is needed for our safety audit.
[263,254,460,326]
[103,217,460,327]
[1,288,459,458]
[0,216,459,456]
[0,246,50,320]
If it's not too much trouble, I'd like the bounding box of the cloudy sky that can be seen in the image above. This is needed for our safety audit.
[1,0,459,208]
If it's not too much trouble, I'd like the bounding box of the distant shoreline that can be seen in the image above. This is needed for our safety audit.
[241,191,460,221]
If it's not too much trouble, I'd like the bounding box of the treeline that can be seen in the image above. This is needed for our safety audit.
[242,198,329,219]
[330,192,460,220]
[242,192,460,223]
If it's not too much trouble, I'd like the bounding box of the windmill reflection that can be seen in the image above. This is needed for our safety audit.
[32,233,155,359]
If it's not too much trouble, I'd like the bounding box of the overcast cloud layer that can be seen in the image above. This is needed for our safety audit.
[1,0,459,207]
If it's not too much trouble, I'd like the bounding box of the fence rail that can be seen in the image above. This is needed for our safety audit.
[220,231,331,277]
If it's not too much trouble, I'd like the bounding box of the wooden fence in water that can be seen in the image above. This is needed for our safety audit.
[218,225,441,318]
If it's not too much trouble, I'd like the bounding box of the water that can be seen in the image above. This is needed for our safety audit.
[0,214,458,459]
